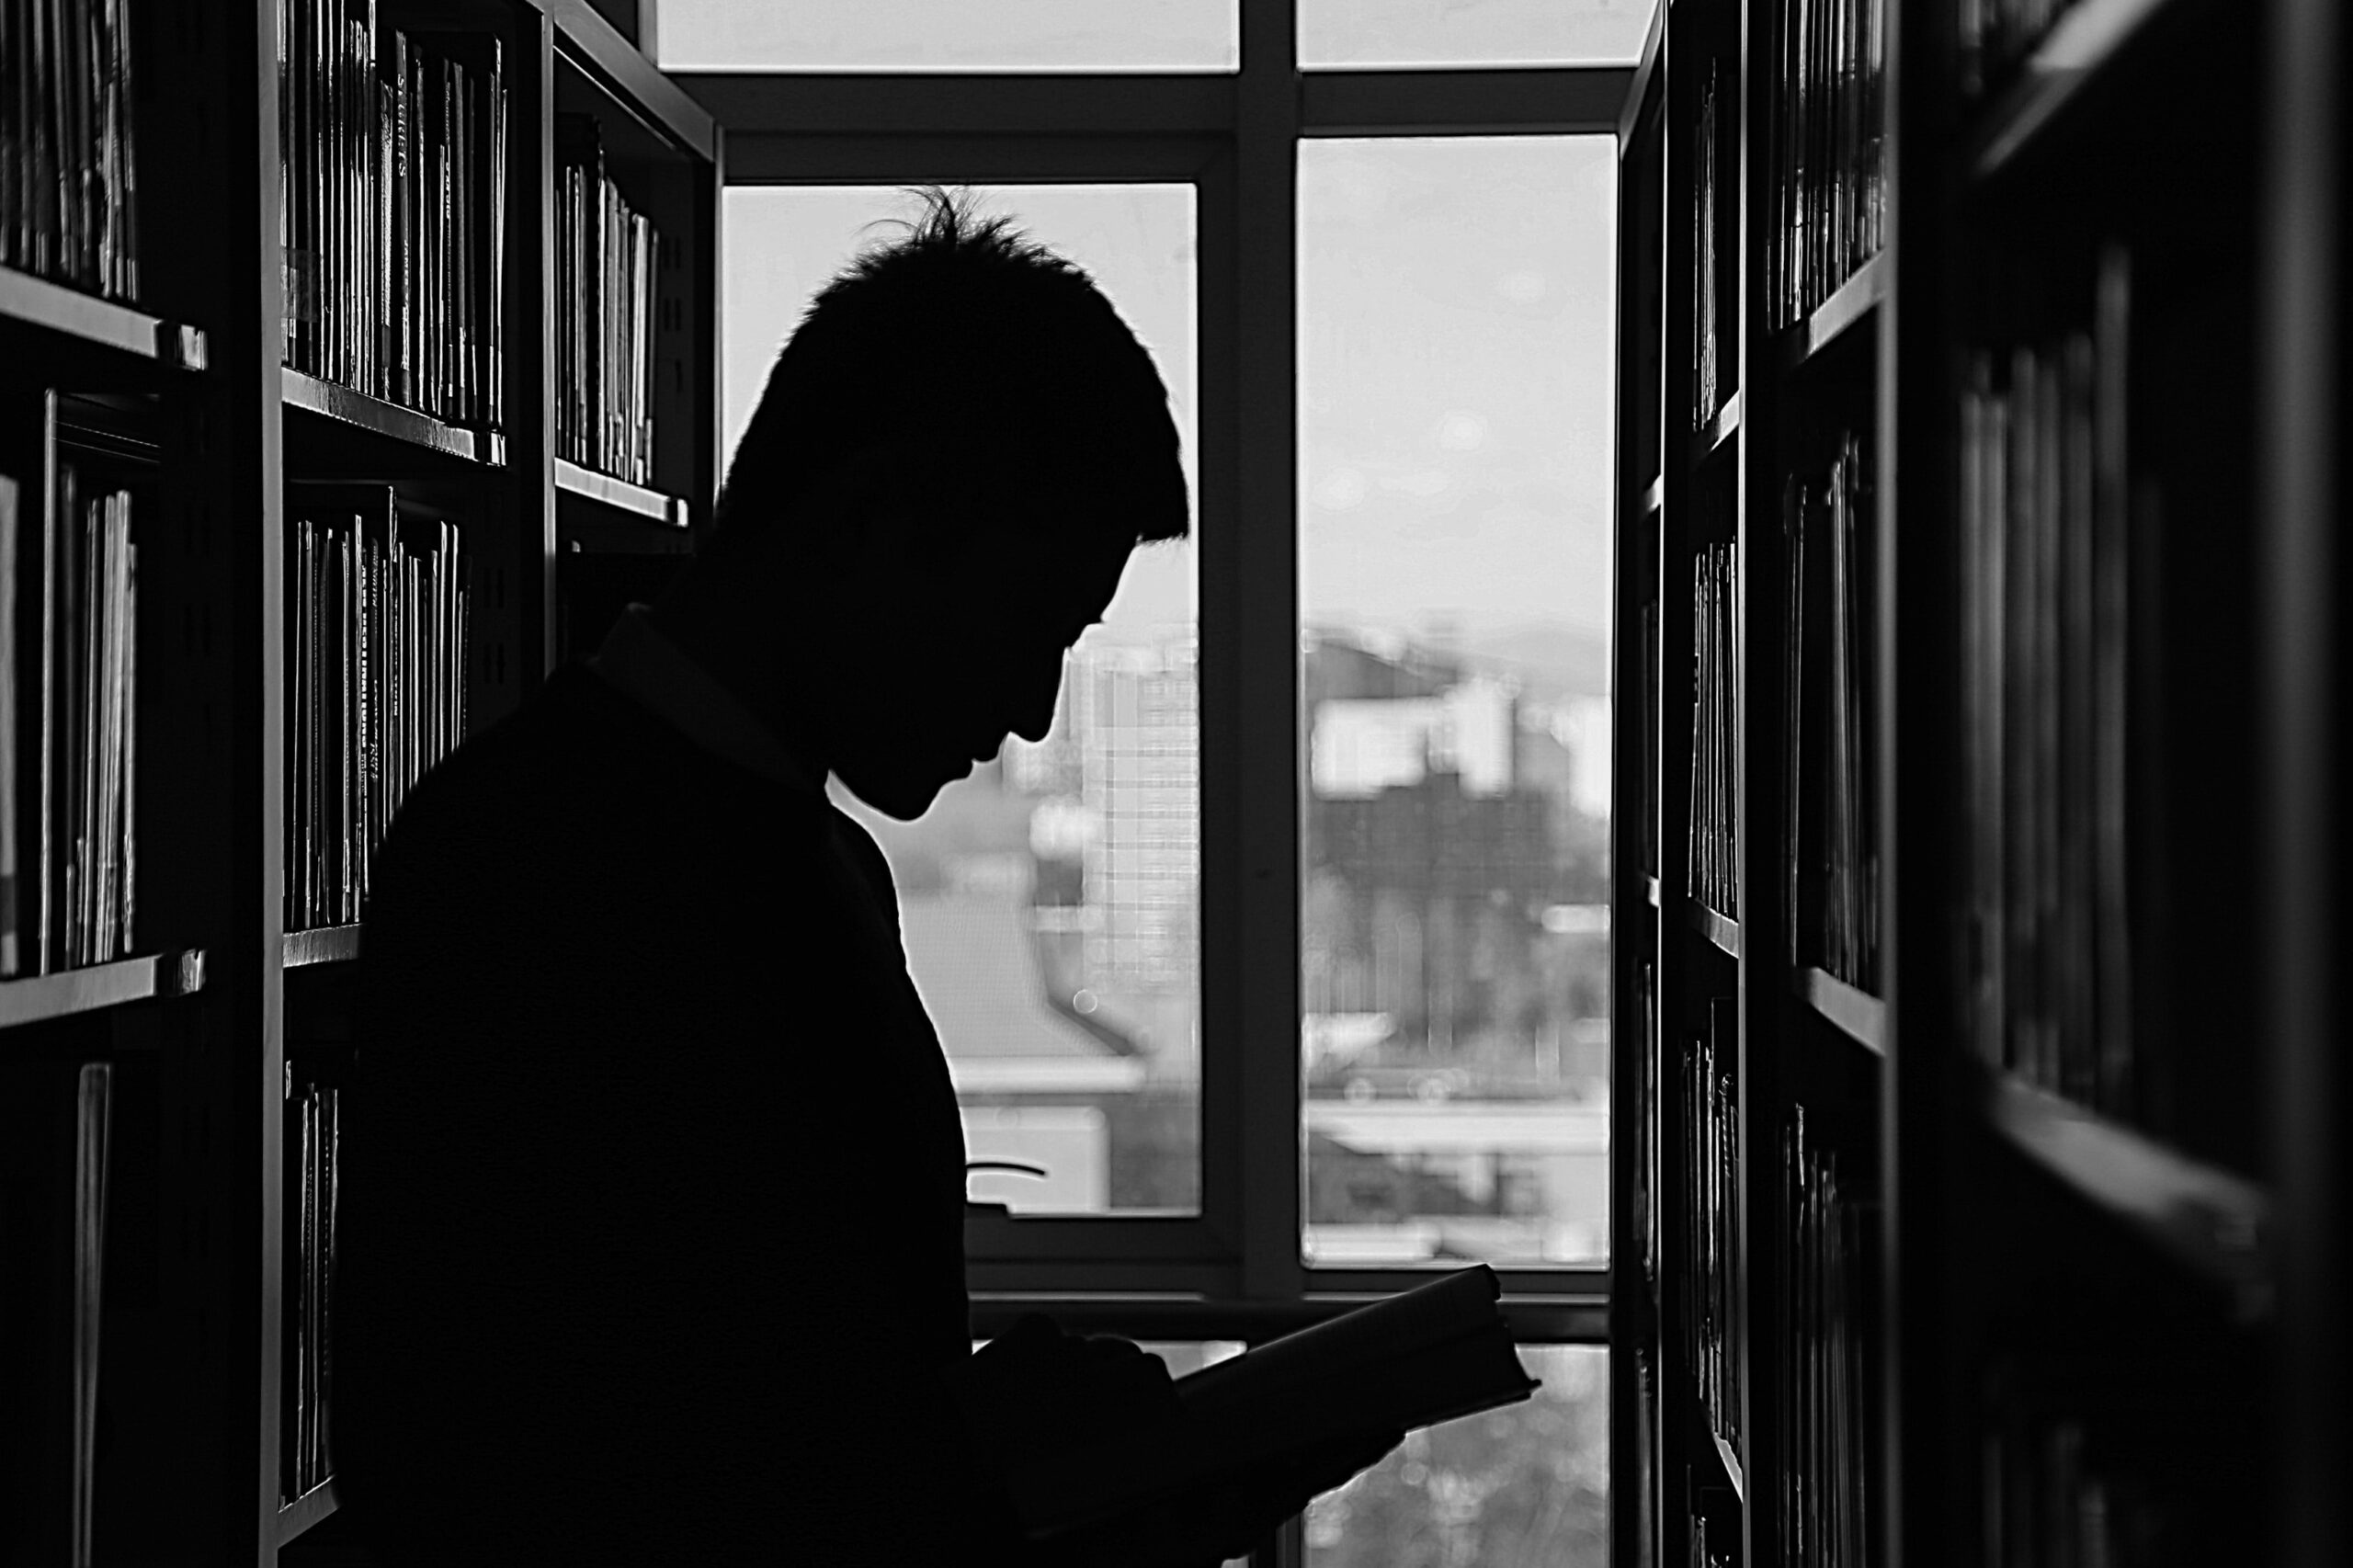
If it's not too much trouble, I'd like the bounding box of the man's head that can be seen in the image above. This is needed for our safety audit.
[690,188,1190,819]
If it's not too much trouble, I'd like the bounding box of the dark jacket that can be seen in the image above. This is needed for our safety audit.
[335,664,1010,1563]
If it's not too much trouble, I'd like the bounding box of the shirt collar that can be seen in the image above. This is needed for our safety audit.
[587,604,823,795]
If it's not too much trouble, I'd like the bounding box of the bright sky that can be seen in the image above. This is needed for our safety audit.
[721,136,1618,668]
[661,0,1656,71]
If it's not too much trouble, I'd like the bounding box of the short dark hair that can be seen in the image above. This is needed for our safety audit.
[713,187,1190,552]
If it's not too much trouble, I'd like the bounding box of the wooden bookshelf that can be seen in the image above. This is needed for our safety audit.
[0,265,209,368]
[1795,967,1886,1056]
[556,458,693,529]
[281,368,508,468]
[283,926,364,970]
[1969,0,2205,178]
[1984,1073,2272,1318]
[1694,388,1741,462]
[1777,253,1885,372]
[1688,902,1740,960]
[275,1480,338,1546]
[0,3,721,1562]
[1613,2,2349,1565]
[0,949,208,1030]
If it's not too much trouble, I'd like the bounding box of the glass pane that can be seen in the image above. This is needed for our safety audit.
[723,187,1201,1215]
[1304,1346,1608,1563]
[661,0,1238,71]
[1299,139,1615,1267]
[1301,0,1656,68]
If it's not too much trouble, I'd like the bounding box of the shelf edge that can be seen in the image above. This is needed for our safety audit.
[1779,253,1887,371]
[1984,1073,2272,1319]
[556,457,691,528]
[1798,966,1887,1055]
[276,1479,339,1545]
[281,368,505,467]
[283,925,364,970]
[1970,0,2185,180]
[0,949,207,1030]
[0,265,206,367]
[1687,903,1741,960]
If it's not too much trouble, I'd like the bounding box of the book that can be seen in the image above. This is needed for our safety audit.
[38,444,137,972]
[1769,0,1886,328]
[556,113,664,487]
[1681,1000,1741,1453]
[1,0,140,301]
[1688,540,1738,919]
[1781,429,1880,990]
[0,1054,112,1565]
[1000,1266,1537,1542]
[278,15,506,426]
[284,487,468,931]
[1957,247,2136,1124]
[1775,1105,1874,1568]
[0,472,17,975]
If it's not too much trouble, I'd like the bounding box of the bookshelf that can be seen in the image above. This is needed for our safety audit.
[0,1,717,1562]
[1614,1,2349,1566]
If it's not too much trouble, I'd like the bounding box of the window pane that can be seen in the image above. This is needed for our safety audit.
[1305,1346,1608,1563]
[1301,0,1656,68]
[724,187,1200,1214]
[1299,139,1615,1267]
[661,0,1237,71]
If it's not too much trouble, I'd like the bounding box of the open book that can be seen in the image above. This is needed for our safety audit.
[1005,1265,1539,1542]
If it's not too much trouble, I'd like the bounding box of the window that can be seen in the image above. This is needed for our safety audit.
[1299,136,1617,1270]
[692,4,1637,1554]
[661,0,1239,72]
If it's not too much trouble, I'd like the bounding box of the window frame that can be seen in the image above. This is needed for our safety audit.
[676,0,1633,1328]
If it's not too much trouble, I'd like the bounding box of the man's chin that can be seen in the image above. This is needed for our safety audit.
[839,766,961,822]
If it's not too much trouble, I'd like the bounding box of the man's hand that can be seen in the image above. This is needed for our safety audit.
[963,1313,1184,1460]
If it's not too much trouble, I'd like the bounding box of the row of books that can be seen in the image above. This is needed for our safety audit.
[557,115,665,487]
[1767,0,1887,329]
[281,1068,340,1502]
[1957,251,2132,1115]
[1691,64,1729,431]
[0,0,139,301]
[1781,430,1880,991]
[286,488,469,931]
[1981,1413,2165,1568]
[278,10,509,428]
[0,1057,110,1564]
[1775,1106,1873,1568]
[0,464,140,979]
[1681,1006,1743,1452]
[1688,541,1738,919]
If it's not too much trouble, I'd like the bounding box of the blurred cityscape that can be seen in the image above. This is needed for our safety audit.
[847,617,1613,1267]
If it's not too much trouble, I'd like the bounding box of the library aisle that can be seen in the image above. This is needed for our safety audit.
[2,1,2346,1565]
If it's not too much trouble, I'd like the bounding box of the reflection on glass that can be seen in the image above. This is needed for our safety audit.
[1299,139,1616,1267]
[1300,0,1656,68]
[1305,1346,1608,1563]
[661,0,1238,71]
[723,187,1201,1215]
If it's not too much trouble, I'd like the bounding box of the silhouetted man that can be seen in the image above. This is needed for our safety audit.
[335,192,1384,1565]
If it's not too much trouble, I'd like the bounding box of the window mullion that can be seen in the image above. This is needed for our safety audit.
[1220,0,1304,1305]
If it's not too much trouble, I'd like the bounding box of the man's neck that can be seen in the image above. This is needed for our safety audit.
[642,594,833,787]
